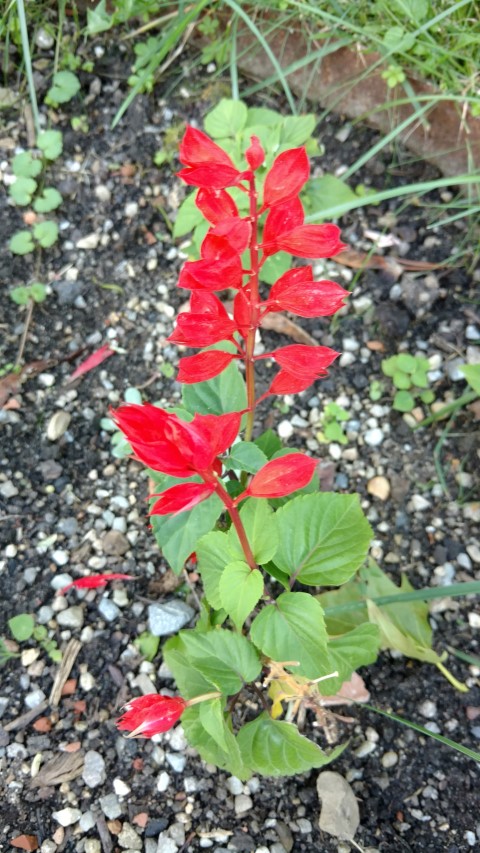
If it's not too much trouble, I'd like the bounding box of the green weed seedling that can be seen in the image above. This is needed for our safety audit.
[381,352,435,413]
[316,401,350,445]
[8,613,62,663]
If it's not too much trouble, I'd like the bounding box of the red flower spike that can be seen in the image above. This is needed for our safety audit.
[177,350,235,383]
[262,148,309,209]
[178,126,242,189]
[262,198,305,257]
[268,370,320,395]
[116,694,187,738]
[273,344,340,376]
[245,135,265,170]
[276,223,347,258]
[111,405,241,477]
[168,292,238,347]
[196,188,238,224]
[150,482,217,515]
[239,454,317,499]
[179,234,244,292]
[265,267,349,318]
[59,574,134,594]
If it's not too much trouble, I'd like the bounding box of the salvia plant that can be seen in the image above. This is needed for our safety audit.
[64,124,471,778]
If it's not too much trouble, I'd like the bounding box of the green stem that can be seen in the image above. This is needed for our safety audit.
[16,0,40,137]
[244,174,260,442]
[214,479,257,571]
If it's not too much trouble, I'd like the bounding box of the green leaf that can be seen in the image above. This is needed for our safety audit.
[460,364,480,394]
[237,713,340,776]
[260,251,291,285]
[33,220,59,248]
[33,188,62,213]
[182,356,246,415]
[323,421,347,444]
[37,129,63,160]
[150,482,223,574]
[9,231,34,255]
[411,369,428,388]
[163,634,219,699]
[381,356,396,378]
[219,561,264,629]
[204,98,248,138]
[279,114,316,146]
[245,107,281,127]
[29,283,47,302]
[317,581,367,635]
[134,631,160,661]
[196,529,232,609]
[86,0,114,33]
[182,704,250,779]
[173,191,204,238]
[396,353,417,373]
[393,390,415,412]
[9,613,35,642]
[250,591,328,678]
[420,390,435,404]
[305,175,358,217]
[316,623,381,695]
[392,370,411,390]
[173,628,261,694]
[228,498,278,564]
[45,71,81,105]
[254,429,282,459]
[199,697,229,752]
[224,441,268,474]
[10,286,31,305]
[263,560,290,589]
[12,151,42,178]
[273,493,372,586]
[392,0,428,21]
[9,176,37,205]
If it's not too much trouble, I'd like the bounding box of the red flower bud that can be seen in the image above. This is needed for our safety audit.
[177,350,235,383]
[276,223,347,258]
[116,694,187,738]
[245,135,265,170]
[264,267,348,318]
[196,188,239,224]
[178,126,242,189]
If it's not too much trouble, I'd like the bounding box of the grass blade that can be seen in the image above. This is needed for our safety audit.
[362,703,480,763]
[230,13,239,100]
[15,0,40,136]
[324,580,480,616]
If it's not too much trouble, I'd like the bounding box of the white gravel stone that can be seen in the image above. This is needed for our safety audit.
[125,201,139,218]
[85,840,102,853]
[79,811,96,831]
[226,776,244,795]
[82,750,106,787]
[52,807,81,827]
[408,494,431,512]
[328,443,342,460]
[156,834,179,853]
[80,671,96,691]
[52,549,69,566]
[118,822,142,850]
[99,792,122,819]
[166,752,187,772]
[157,771,171,792]
[113,777,131,796]
[277,419,294,439]
[98,597,121,622]
[419,700,437,719]
[56,606,84,629]
[77,232,100,249]
[234,794,253,814]
[364,428,384,447]
[25,689,47,709]
[381,751,399,768]
[95,185,111,203]
[148,601,194,636]
[467,543,480,563]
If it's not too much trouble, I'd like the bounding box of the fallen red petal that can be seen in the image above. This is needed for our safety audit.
[68,344,115,382]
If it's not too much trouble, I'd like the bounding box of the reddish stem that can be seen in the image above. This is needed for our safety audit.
[214,479,257,571]
[244,174,260,442]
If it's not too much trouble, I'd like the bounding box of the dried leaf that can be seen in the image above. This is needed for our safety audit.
[68,344,115,382]
[30,750,84,787]
[0,372,22,408]
[334,249,449,281]
[260,311,317,345]
[320,672,370,707]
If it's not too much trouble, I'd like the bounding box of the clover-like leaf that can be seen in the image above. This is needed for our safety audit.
[45,71,80,106]
[9,230,35,255]
[33,220,59,248]
[12,151,42,178]
[37,129,63,160]
[10,286,31,305]
[33,188,62,213]
[9,176,37,206]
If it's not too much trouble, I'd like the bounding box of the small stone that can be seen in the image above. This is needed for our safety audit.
[100,792,122,819]
[148,601,194,636]
[297,818,312,834]
[35,27,54,48]
[118,823,142,850]
[156,834,179,853]
[467,543,480,563]
[166,752,186,772]
[226,776,244,795]
[111,495,130,511]
[113,777,131,796]
[52,807,81,827]
[47,411,71,441]
[102,530,130,556]
[468,612,480,629]
[157,771,171,792]
[125,202,139,217]
[80,670,95,691]
[82,750,106,788]
[381,751,398,768]
[408,494,431,512]
[37,605,54,624]
[364,428,384,447]
[317,772,360,842]
[419,700,437,719]
[98,597,121,622]
[56,606,84,629]
[79,811,96,831]
[25,689,46,709]
[354,740,377,757]
[85,841,101,853]
[40,842,57,853]
[0,480,18,498]
[277,419,294,440]
[95,185,111,203]
[367,476,390,501]
[234,794,253,815]
[76,233,100,250]
[52,549,69,566]
[457,552,472,570]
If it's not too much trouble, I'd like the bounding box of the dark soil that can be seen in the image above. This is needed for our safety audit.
[1,38,480,853]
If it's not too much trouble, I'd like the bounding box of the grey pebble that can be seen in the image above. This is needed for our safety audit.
[98,597,121,622]
[111,495,130,510]
[100,792,123,819]
[52,807,81,827]
[156,834,179,853]
[419,700,437,719]
[37,605,54,624]
[56,606,84,629]
[364,428,384,447]
[52,549,69,566]
[58,517,78,536]
[148,601,194,636]
[166,752,187,772]
[118,823,142,850]
[82,749,106,788]
[25,689,47,709]
[234,794,253,815]
[0,481,19,499]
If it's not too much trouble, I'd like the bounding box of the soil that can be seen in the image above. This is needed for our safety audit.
[1,37,480,853]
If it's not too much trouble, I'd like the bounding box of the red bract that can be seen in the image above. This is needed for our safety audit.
[116,694,187,738]
[178,234,244,292]
[177,349,235,384]
[239,454,317,500]
[168,293,238,347]
[233,289,252,339]
[196,188,239,224]
[178,126,242,189]
[264,267,349,317]
[111,405,241,477]
[150,481,216,515]
[59,574,134,594]
[245,135,265,170]
[267,344,339,395]
[276,223,347,258]
[262,199,304,257]
[262,147,309,209]
[209,218,251,254]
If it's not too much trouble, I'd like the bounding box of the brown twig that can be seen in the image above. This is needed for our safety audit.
[15,297,35,367]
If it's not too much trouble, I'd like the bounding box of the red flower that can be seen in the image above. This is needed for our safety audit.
[112,405,241,478]
[262,198,304,257]
[177,349,235,384]
[245,135,265,170]
[263,267,348,317]
[59,574,134,594]
[195,188,239,224]
[177,126,243,189]
[276,223,346,258]
[267,345,340,395]
[238,454,317,500]
[168,292,238,348]
[116,694,187,738]
[178,233,244,292]
[262,147,310,209]
[150,481,217,515]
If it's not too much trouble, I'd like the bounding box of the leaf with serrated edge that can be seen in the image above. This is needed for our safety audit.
[199,698,228,752]
[250,592,328,678]
[316,623,381,695]
[151,486,223,574]
[219,561,263,629]
[196,529,232,609]
[174,628,261,694]
[163,634,218,700]
[237,713,341,776]
[182,705,250,779]
[274,493,372,586]
[228,499,278,564]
